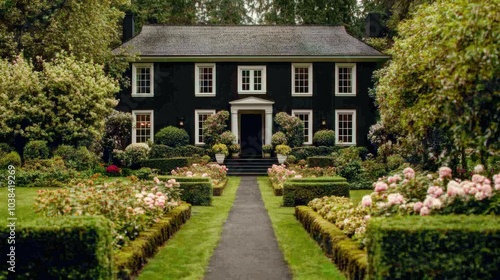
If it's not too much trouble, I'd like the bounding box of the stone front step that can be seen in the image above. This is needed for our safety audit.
[224,158,278,176]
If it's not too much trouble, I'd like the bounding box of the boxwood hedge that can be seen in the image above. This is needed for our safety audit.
[140,157,189,174]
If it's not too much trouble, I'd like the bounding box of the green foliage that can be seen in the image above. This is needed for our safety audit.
[140,157,189,174]
[212,143,228,156]
[283,178,350,206]
[0,216,113,280]
[0,151,21,168]
[116,143,150,168]
[23,140,49,160]
[386,154,405,171]
[228,144,240,153]
[291,145,339,160]
[54,145,98,171]
[271,131,287,147]
[295,206,367,280]
[307,156,335,168]
[12,157,78,187]
[103,110,133,151]
[178,180,213,206]
[313,129,335,146]
[149,144,206,158]
[285,155,297,165]
[132,167,154,180]
[202,110,229,147]
[275,144,291,156]
[366,215,500,279]
[275,112,304,147]
[0,143,13,154]
[375,0,500,166]
[262,144,273,153]
[155,126,190,147]
[219,131,236,146]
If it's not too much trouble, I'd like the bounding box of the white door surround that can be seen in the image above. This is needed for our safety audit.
[229,97,274,145]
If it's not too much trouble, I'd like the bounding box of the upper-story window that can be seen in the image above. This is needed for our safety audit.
[335,63,356,96]
[238,66,266,94]
[132,63,154,97]
[195,63,216,97]
[292,63,313,96]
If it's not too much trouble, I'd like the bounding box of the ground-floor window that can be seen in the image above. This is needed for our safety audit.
[292,110,313,145]
[132,110,154,144]
[335,109,356,145]
[195,109,216,145]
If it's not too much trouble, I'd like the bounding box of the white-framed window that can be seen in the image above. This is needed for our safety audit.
[335,63,356,96]
[292,63,313,96]
[238,66,266,94]
[195,109,216,145]
[132,63,154,97]
[292,110,313,145]
[335,110,356,145]
[132,110,154,144]
[195,63,216,97]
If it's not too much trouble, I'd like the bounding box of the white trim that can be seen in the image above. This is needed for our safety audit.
[237,65,267,94]
[335,63,356,96]
[335,109,357,146]
[194,109,216,145]
[195,63,216,97]
[229,97,275,145]
[291,63,313,96]
[134,56,390,63]
[132,63,154,97]
[132,110,154,144]
[292,110,313,145]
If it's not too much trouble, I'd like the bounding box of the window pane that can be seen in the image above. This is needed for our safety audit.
[294,67,310,93]
[135,113,152,143]
[198,66,213,93]
[338,67,353,94]
[242,70,250,91]
[337,112,354,144]
[254,70,262,91]
[136,67,151,94]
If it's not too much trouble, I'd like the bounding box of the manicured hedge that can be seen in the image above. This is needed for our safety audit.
[114,204,191,279]
[0,216,113,279]
[291,146,339,160]
[140,157,189,174]
[286,176,347,183]
[156,176,211,183]
[295,206,367,280]
[283,178,349,206]
[307,156,335,168]
[179,181,213,206]
[366,215,500,280]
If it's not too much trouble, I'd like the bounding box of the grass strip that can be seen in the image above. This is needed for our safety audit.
[350,189,372,204]
[257,177,346,280]
[137,177,241,280]
[0,187,56,221]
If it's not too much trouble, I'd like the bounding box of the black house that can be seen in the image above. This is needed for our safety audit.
[114,24,389,156]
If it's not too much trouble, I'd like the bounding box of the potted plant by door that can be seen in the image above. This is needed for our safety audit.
[275,144,291,164]
[262,144,273,158]
[212,143,229,164]
[229,144,240,158]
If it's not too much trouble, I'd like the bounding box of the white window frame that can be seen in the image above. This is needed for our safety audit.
[132,63,154,97]
[195,109,216,145]
[335,63,356,96]
[335,109,357,145]
[132,110,154,144]
[291,63,313,96]
[292,109,313,145]
[237,65,267,94]
[195,63,216,97]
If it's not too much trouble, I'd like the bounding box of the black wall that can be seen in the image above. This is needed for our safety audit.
[116,61,379,147]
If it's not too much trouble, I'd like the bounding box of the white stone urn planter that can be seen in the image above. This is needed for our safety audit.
[215,153,226,164]
[277,154,287,164]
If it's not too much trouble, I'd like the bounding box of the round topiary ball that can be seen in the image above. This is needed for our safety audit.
[313,130,335,146]
[155,126,190,147]
[271,132,288,147]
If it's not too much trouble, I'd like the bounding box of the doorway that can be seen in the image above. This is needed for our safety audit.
[240,114,263,157]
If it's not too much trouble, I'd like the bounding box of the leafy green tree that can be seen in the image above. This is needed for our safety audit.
[374,0,500,168]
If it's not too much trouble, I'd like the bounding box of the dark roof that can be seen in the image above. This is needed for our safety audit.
[115,25,384,57]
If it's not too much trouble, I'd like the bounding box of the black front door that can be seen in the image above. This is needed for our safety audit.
[240,114,262,157]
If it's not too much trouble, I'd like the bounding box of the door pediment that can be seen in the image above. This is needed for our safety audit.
[229,97,275,105]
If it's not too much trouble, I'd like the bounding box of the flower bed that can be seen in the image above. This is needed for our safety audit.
[267,164,336,195]
[171,163,228,192]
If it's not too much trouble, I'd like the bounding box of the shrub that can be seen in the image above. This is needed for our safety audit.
[103,110,133,151]
[54,145,98,171]
[13,157,78,187]
[386,154,405,170]
[23,140,50,160]
[229,144,240,154]
[283,178,350,206]
[313,130,335,146]
[286,155,297,164]
[275,112,304,147]
[0,216,113,280]
[155,126,189,147]
[115,143,150,168]
[262,144,273,153]
[212,143,228,156]
[276,144,291,156]
[105,165,121,176]
[0,143,13,154]
[361,159,387,183]
[307,156,335,168]
[132,167,154,180]
[140,157,189,174]
[271,132,287,147]
[220,131,236,146]
[148,144,171,158]
[0,151,21,168]
[291,146,338,160]
[366,215,500,280]
[202,110,230,147]
[176,180,212,206]
[178,145,206,157]
[171,163,228,187]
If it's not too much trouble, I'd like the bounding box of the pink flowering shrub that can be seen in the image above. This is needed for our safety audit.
[105,164,121,176]
[35,177,182,248]
[171,163,228,187]
[267,164,336,189]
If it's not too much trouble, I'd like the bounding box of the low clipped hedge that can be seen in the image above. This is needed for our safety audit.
[114,204,191,279]
[295,206,367,280]
[140,157,189,174]
[283,177,349,206]
[366,215,500,280]
[157,176,213,206]
[307,156,335,168]
[0,216,113,279]
[291,146,339,160]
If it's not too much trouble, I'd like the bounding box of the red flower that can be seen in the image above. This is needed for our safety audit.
[106,165,121,174]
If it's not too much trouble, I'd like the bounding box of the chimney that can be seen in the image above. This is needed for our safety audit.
[365,13,386,38]
[122,12,135,42]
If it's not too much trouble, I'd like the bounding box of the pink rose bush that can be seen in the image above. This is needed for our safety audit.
[172,163,228,187]
[35,177,182,248]
[267,164,336,189]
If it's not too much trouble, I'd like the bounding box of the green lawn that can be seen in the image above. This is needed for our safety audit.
[257,177,346,280]
[0,187,57,221]
[350,189,372,204]
[137,177,241,280]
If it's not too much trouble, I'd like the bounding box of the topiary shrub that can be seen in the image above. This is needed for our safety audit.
[313,130,335,146]
[23,140,50,160]
[291,146,339,160]
[220,131,236,146]
[148,144,172,158]
[0,151,21,168]
[283,177,349,206]
[275,112,304,147]
[307,156,335,168]
[155,126,189,147]
[140,157,189,174]
[115,143,150,168]
[271,132,288,147]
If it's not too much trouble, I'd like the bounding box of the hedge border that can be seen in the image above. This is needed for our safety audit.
[213,178,228,196]
[295,206,367,280]
[114,204,191,279]
[283,181,350,206]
